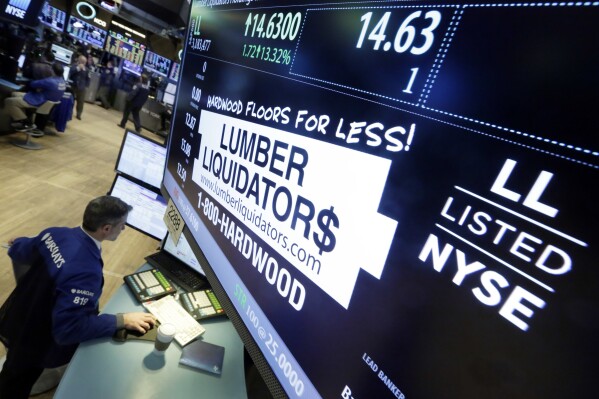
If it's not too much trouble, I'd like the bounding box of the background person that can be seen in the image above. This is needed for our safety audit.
[69,55,90,120]
[4,63,66,131]
[96,60,116,109]
[118,74,150,133]
[22,47,55,80]
[0,196,156,399]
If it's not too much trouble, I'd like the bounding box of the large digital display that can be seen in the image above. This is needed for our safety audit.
[66,15,107,48]
[163,1,599,398]
[143,50,171,77]
[39,1,66,32]
[105,30,146,66]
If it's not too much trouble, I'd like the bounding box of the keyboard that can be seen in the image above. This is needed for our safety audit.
[124,269,176,302]
[146,252,206,292]
[179,289,225,320]
[143,295,205,346]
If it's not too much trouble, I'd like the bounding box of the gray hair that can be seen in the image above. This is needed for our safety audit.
[82,196,132,232]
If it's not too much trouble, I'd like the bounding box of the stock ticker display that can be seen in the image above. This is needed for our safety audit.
[163,1,598,398]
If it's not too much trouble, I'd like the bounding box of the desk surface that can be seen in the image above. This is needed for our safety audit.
[0,78,22,92]
[54,263,248,399]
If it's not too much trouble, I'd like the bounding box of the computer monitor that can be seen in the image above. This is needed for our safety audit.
[165,82,176,95]
[108,175,167,241]
[51,44,73,65]
[162,92,175,106]
[39,2,66,32]
[114,130,166,189]
[162,1,598,398]
[163,232,205,277]
[143,50,171,77]
[164,82,177,94]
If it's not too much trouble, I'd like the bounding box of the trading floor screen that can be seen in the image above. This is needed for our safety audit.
[162,1,598,398]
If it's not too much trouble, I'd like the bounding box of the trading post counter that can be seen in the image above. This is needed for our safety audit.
[54,264,248,399]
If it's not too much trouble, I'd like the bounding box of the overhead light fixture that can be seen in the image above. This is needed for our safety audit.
[99,0,121,12]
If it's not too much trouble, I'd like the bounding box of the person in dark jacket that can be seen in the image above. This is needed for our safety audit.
[69,55,90,120]
[0,196,156,399]
[4,63,66,131]
[118,74,150,133]
[96,60,115,109]
[22,48,55,80]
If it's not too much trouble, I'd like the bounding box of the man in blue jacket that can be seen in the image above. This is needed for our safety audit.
[0,196,156,399]
[4,62,66,131]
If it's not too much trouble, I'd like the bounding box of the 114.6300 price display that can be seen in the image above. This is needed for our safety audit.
[244,12,303,40]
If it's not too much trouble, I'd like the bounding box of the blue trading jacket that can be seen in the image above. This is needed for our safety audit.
[0,227,117,367]
[23,76,67,106]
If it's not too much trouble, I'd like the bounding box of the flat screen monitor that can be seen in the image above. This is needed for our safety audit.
[108,175,167,241]
[168,61,180,82]
[50,43,73,65]
[163,1,599,398]
[162,92,175,106]
[105,30,146,66]
[66,15,107,48]
[39,1,66,32]
[122,59,142,76]
[143,50,171,77]
[165,82,176,95]
[163,232,205,277]
[115,130,166,189]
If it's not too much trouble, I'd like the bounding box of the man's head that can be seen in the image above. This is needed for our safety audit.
[52,63,64,78]
[82,196,132,241]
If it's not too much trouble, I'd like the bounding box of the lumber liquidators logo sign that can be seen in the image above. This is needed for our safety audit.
[192,110,398,309]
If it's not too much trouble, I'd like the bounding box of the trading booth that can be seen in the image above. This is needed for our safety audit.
[0,0,181,135]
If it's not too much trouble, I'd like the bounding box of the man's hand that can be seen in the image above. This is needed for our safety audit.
[123,312,156,334]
